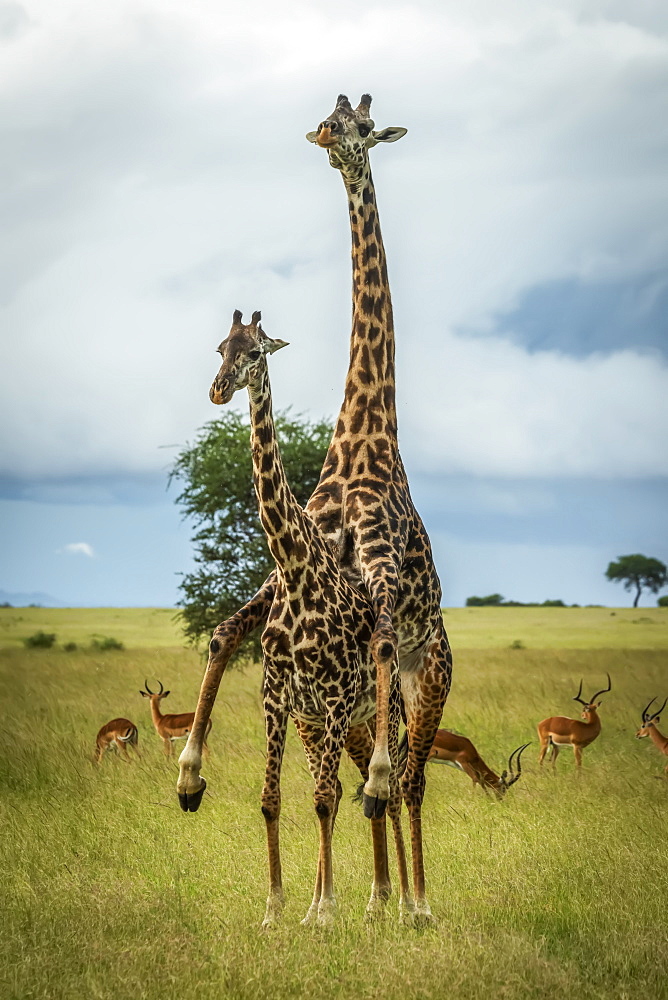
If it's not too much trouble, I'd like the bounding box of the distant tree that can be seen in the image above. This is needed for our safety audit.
[465,593,504,607]
[658,595,668,608]
[171,410,333,656]
[605,554,668,608]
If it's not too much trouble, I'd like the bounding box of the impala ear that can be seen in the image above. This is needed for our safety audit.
[163,690,170,698]
[140,690,149,697]
[500,770,508,781]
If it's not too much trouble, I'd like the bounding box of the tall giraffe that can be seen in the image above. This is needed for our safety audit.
[303,94,452,922]
[181,310,411,927]
[177,94,452,923]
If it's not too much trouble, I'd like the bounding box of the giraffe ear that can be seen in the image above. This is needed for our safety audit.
[305,130,320,143]
[369,126,407,146]
[263,337,289,355]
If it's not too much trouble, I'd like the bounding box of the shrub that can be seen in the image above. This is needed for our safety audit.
[466,594,504,607]
[658,595,668,607]
[63,642,78,652]
[509,639,525,650]
[90,636,124,651]
[23,631,56,649]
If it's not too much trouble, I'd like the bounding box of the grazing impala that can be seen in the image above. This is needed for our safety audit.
[636,697,668,775]
[94,718,139,764]
[427,730,530,798]
[140,680,212,757]
[538,673,611,768]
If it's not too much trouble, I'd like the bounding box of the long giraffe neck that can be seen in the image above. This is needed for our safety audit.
[336,164,397,447]
[248,364,313,576]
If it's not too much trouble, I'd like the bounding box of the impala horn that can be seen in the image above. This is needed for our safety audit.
[589,672,612,704]
[573,679,588,706]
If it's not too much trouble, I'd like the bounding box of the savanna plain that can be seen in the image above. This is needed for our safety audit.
[1,606,667,1000]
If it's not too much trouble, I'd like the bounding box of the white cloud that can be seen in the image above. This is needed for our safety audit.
[1,0,667,484]
[60,541,94,557]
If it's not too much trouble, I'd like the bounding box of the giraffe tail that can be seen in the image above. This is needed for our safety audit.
[351,781,366,806]
[396,730,409,777]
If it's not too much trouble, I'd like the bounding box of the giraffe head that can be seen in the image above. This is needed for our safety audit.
[210,310,288,405]
[306,94,407,181]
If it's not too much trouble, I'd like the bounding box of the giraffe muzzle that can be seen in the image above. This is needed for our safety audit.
[316,126,338,149]
[210,377,234,405]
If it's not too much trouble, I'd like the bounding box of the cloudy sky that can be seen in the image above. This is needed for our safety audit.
[2,0,667,608]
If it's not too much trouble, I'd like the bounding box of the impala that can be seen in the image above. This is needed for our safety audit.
[94,718,139,764]
[140,680,212,757]
[537,673,611,768]
[427,730,530,798]
[636,697,668,775]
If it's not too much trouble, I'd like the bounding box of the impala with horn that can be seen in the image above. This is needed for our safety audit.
[94,718,140,764]
[140,680,212,757]
[427,730,530,798]
[636,697,668,775]
[537,673,611,768]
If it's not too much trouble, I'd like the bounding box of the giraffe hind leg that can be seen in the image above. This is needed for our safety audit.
[400,623,451,927]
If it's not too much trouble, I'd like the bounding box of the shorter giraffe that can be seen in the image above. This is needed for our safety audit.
[177,310,413,927]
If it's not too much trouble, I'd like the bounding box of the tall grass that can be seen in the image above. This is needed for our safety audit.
[1,614,667,999]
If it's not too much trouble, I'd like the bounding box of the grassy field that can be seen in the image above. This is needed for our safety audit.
[2,603,667,651]
[1,608,667,1000]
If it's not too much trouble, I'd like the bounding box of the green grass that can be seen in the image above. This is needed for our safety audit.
[1,610,667,999]
[2,604,667,651]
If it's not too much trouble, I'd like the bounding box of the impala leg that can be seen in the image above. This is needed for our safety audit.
[550,742,560,766]
[574,744,583,768]
[161,737,172,757]
[400,625,451,927]
[116,738,132,763]
[538,732,549,765]
[261,706,288,930]
[177,578,275,813]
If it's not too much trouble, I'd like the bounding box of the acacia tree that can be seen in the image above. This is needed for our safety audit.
[605,554,668,608]
[171,409,333,655]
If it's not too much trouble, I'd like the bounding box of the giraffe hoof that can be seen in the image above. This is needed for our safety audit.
[363,792,388,819]
[178,778,207,812]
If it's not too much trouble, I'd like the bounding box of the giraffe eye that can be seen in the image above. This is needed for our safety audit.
[248,350,261,361]
[358,124,370,138]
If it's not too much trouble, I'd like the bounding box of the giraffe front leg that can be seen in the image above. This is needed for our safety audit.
[177,579,276,813]
[311,712,349,928]
[344,723,392,920]
[363,612,398,819]
[261,707,289,930]
[293,722,326,926]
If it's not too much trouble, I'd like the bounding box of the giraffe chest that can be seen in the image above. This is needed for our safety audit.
[262,599,376,727]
